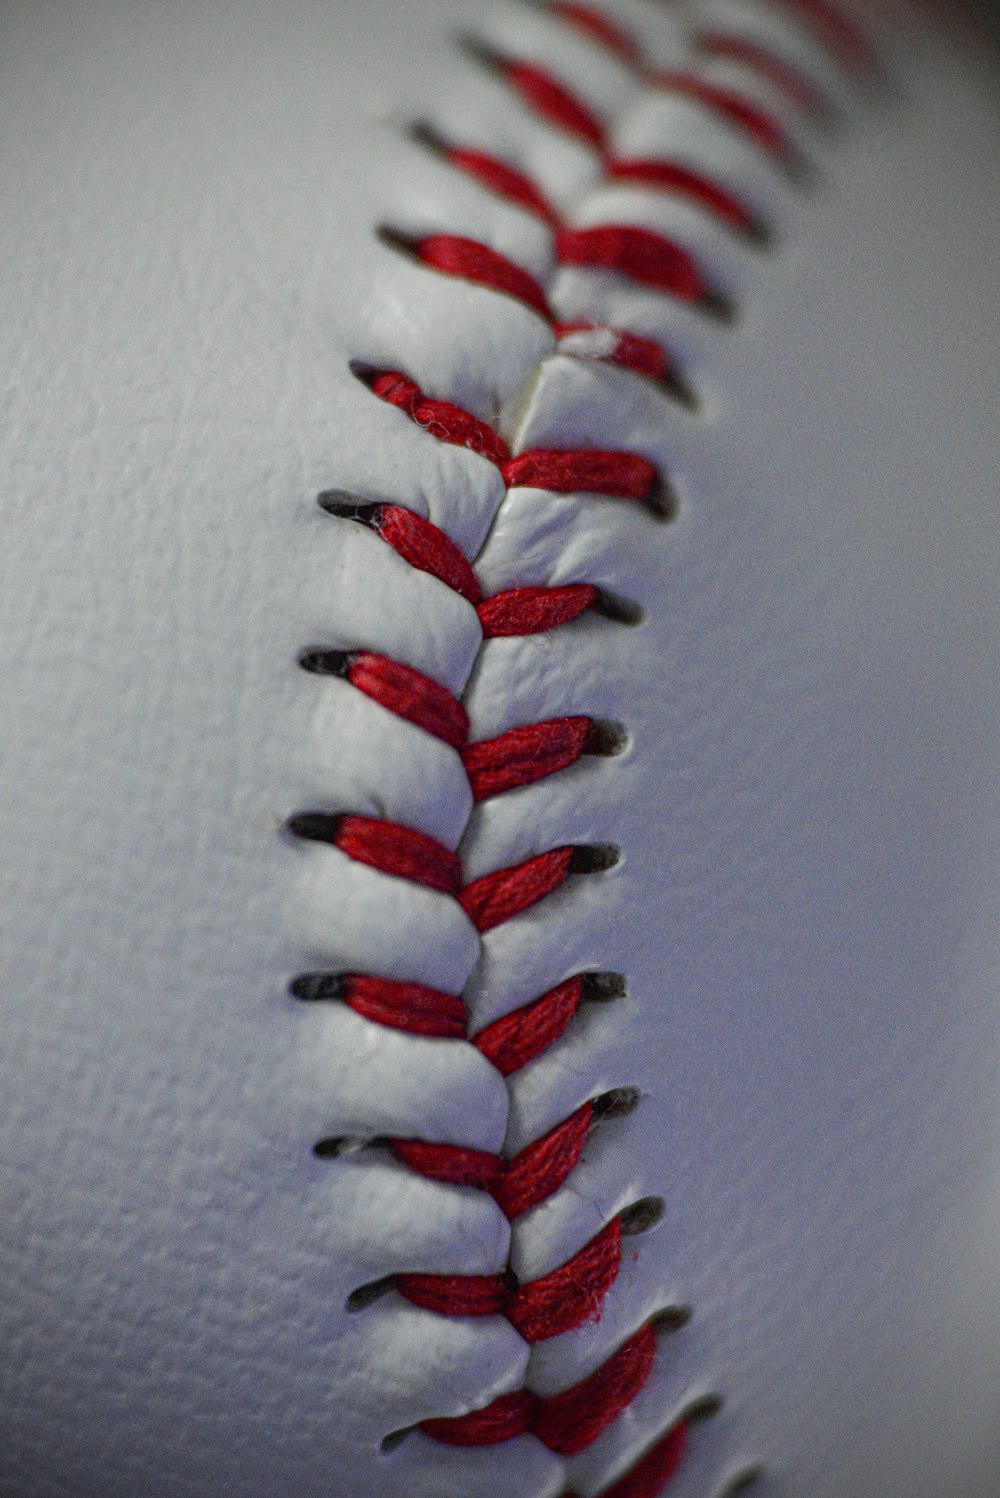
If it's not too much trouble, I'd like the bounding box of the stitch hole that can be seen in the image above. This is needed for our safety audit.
[568,843,620,875]
[289,972,346,1002]
[316,486,381,523]
[619,1196,665,1235]
[591,1086,641,1122]
[298,647,351,678]
[686,1392,725,1423]
[376,224,425,264]
[346,1277,398,1313]
[719,1467,765,1494]
[580,970,626,1002]
[286,812,342,844]
[380,1426,415,1454]
[592,589,644,626]
[584,719,627,757]
[455,33,506,77]
[644,470,680,522]
[313,1136,350,1159]
[652,1303,693,1333]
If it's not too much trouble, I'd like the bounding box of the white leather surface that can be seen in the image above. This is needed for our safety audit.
[1,2,998,1496]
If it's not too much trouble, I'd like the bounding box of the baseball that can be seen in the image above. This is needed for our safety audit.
[2,1,998,1496]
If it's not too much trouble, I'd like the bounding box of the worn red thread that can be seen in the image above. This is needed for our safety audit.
[344,652,469,748]
[562,1421,689,1498]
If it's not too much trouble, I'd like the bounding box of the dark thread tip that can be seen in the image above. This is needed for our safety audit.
[584,720,628,757]
[701,287,737,325]
[592,1085,641,1121]
[620,1195,665,1236]
[687,1392,725,1423]
[592,589,644,627]
[347,360,385,390]
[347,1277,398,1313]
[299,648,353,678]
[289,972,347,1003]
[408,119,449,155]
[644,473,679,523]
[313,1137,348,1160]
[456,33,505,72]
[720,1468,766,1495]
[287,812,342,844]
[568,843,620,875]
[652,1303,693,1334]
[377,224,420,258]
[661,365,700,412]
[581,970,627,1002]
[380,1426,415,1454]
[317,488,383,525]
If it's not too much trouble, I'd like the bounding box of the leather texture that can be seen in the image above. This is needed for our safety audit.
[1,1,998,1495]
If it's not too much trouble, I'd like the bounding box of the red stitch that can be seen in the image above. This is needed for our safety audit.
[777,0,878,72]
[604,156,757,234]
[502,59,606,147]
[347,652,469,749]
[556,225,707,303]
[389,1137,503,1192]
[503,448,657,501]
[477,584,597,638]
[376,502,483,602]
[493,1102,593,1219]
[420,1320,656,1450]
[398,1216,622,1340]
[533,1318,657,1454]
[416,234,553,319]
[648,72,790,159]
[462,716,595,801]
[554,321,671,382]
[341,975,467,1038]
[551,2,640,64]
[460,847,575,932]
[335,815,462,895]
[696,31,826,115]
[445,146,560,225]
[473,976,585,1074]
[370,370,511,468]
[563,1419,688,1498]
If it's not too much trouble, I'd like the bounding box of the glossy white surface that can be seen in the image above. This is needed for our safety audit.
[1,2,997,1495]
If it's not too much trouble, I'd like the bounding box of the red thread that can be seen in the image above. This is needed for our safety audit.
[347,652,469,749]
[777,0,878,72]
[341,975,467,1039]
[502,59,606,147]
[696,32,826,115]
[444,146,560,225]
[335,815,462,896]
[460,847,575,933]
[375,501,483,602]
[493,1102,593,1219]
[503,448,657,501]
[649,72,790,158]
[473,976,585,1075]
[477,584,597,638]
[556,225,707,303]
[554,321,671,382]
[551,2,640,63]
[371,370,510,469]
[563,1420,689,1498]
[462,716,595,801]
[416,234,552,319]
[389,1137,502,1191]
[604,156,757,234]
[398,1217,622,1340]
[421,1322,658,1451]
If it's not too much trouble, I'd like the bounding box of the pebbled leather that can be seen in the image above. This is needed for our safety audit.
[1,2,998,1496]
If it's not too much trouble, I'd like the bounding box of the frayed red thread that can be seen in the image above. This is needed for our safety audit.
[473,976,585,1074]
[460,847,575,932]
[334,815,462,896]
[421,1321,657,1451]
[604,157,757,234]
[562,1420,689,1498]
[477,584,597,638]
[649,72,790,159]
[462,716,596,800]
[502,58,606,147]
[554,321,671,382]
[503,448,657,500]
[397,1216,622,1341]
[556,225,707,303]
[370,370,510,468]
[347,652,469,748]
[416,234,552,318]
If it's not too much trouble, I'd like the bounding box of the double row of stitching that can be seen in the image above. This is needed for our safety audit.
[291,2,877,1493]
